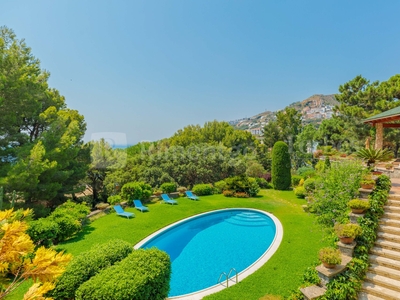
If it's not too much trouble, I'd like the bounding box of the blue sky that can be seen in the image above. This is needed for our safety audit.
[2,1,400,145]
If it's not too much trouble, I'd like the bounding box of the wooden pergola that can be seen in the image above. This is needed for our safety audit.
[363,106,400,149]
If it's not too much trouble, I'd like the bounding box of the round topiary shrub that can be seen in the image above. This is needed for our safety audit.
[294,186,306,199]
[160,182,177,194]
[271,141,291,190]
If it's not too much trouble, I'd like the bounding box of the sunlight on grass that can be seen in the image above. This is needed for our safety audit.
[6,190,327,300]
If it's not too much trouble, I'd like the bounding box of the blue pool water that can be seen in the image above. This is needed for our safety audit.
[140,209,276,297]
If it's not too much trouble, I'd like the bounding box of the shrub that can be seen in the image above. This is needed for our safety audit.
[294,186,306,199]
[297,166,315,176]
[224,175,260,196]
[192,183,214,196]
[223,190,235,197]
[247,177,260,197]
[107,195,121,205]
[318,247,341,265]
[50,239,133,300]
[75,248,171,300]
[308,160,365,227]
[160,182,177,194]
[214,180,227,194]
[313,149,323,158]
[49,201,90,243]
[291,175,302,187]
[255,177,271,189]
[260,173,272,182]
[177,186,187,194]
[235,192,249,198]
[324,156,331,169]
[303,178,316,193]
[27,218,59,247]
[121,181,152,202]
[271,141,291,190]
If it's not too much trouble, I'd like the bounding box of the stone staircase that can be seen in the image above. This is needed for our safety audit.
[359,194,400,300]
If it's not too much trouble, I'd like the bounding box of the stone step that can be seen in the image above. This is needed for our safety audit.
[366,272,400,293]
[387,199,400,207]
[382,211,400,221]
[379,217,400,227]
[361,281,400,300]
[388,194,400,201]
[358,292,385,300]
[375,238,400,252]
[385,206,400,214]
[370,246,400,261]
[378,224,400,235]
[369,254,400,271]
[369,263,400,281]
[377,231,400,243]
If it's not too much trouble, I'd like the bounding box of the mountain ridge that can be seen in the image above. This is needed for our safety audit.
[229,94,338,133]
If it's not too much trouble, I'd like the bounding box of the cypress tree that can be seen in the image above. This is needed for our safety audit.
[271,141,291,190]
[324,156,331,169]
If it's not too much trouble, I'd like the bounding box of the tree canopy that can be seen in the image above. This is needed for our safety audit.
[0,26,87,205]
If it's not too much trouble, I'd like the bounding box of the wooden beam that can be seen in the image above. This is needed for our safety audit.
[383,124,400,128]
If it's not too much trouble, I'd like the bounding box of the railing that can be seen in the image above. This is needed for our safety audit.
[217,268,238,287]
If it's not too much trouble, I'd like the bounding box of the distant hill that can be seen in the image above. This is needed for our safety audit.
[229,94,338,134]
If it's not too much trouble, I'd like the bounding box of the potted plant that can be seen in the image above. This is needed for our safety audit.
[318,247,342,269]
[372,170,383,175]
[385,163,393,170]
[348,199,370,214]
[334,223,362,244]
[356,148,393,168]
[360,175,375,189]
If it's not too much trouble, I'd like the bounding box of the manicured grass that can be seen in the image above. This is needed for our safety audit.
[6,190,327,300]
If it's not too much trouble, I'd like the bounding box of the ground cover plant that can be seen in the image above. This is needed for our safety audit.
[6,190,327,300]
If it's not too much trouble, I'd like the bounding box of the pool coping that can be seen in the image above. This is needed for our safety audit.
[134,208,284,300]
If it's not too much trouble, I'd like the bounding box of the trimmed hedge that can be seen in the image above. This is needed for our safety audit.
[50,239,133,299]
[160,182,177,194]
[121,181,152,202]
[192,183,214,196]
[214,180,227,194]
[271,141,291,190]
[75,248,171,300]
[27,218,59,247]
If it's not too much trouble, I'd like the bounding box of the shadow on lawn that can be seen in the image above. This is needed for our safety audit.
[54,225,95,253]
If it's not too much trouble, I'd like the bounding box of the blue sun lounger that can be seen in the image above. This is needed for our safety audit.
[161,194,178,205]
[114,204,135,219]
[185,191,199,200]
[133,200,149,212]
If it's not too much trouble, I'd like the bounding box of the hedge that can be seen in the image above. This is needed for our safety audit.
[160,182,177,194]
[192,183,214,196]
[26,218,59,247]
[121,181,152,203]
[75,248,171,300]
[271,141,291,190]
[50,239,133,299]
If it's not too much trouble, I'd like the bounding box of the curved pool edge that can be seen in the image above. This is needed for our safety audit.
[133,208,284,300]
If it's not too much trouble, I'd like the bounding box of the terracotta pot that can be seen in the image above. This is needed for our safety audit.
[322,262,337,269]
[361,184,374,189]
[339,236,355,244]
[372,171,382,175]
[351,208,365,214]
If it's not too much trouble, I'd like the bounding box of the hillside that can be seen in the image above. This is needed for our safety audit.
[229,94,338,134]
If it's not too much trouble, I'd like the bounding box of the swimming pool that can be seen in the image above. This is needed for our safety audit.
[134,208,283,299]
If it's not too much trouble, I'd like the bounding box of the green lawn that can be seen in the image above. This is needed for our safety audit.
[7,190,327,300]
